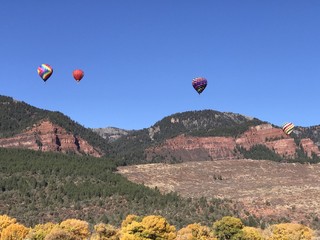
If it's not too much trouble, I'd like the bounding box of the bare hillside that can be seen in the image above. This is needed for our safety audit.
[117,159,320,224]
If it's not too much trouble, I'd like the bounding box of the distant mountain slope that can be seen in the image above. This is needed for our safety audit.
[0,95,111,155]
[109,110,320,164]
[109,110,267,164]
[295,125,320,146]
[1,95,319,164]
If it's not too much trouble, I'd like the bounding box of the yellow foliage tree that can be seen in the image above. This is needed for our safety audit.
[90,223,120,240]
[0,215,17,237]
[242,226,263,240]
[0,223,29,240]
[120,215,176,240]
[176,223,217,240]
[121,215,141,229]
[59,219,90,240]
[266,223,314,240]
[26,222,57,240]
[43,227,73,240]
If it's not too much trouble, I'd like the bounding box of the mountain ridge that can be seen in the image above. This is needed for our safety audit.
[1,94,320,164]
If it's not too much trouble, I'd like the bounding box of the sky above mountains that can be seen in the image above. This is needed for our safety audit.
[1,1,319,129]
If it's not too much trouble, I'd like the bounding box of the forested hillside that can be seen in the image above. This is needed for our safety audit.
[0,147,252,229]
[295,125,320,146]
[0,95,111,154]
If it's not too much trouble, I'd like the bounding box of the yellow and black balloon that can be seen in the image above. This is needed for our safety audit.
[282,122,294,135]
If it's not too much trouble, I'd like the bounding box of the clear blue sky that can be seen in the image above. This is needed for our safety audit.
[1,1,319,130]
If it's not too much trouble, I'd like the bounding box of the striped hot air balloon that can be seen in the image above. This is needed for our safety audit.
[37,64,53,82]
[282,122,294,135]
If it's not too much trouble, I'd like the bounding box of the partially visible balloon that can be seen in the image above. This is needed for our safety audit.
[282,122,294,135]
[192,77,207,94]
[73,69,84,82]
[37,64,53,82]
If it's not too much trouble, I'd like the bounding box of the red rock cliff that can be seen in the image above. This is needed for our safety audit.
[0,120,102,157]
[146,124,319,162]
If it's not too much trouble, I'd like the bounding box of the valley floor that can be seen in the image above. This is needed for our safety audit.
[117,159,320,226]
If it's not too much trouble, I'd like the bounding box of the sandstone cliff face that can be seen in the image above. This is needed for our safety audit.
[300,138,320,157]
[145,124,320,162]
[0,120,102,157]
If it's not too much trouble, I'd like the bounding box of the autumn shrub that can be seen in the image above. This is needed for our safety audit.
[90,223,120,240]
[121,215,141,229]
[44,227,73,240]
[176,223,216,240]
[0,223,29,240]
[266,223,314,240]
[25,222,57,240]
[59,219,90,240]
[120,215,176,240]
[0,215,17,237]
[241,226,263,240]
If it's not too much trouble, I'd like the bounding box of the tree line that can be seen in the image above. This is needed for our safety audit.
[0,214,315,240]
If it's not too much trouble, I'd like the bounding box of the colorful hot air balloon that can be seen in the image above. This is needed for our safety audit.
[192,77,207,94]
[37,64,53,82]
[282,122,294,135]
[72,69,84,82]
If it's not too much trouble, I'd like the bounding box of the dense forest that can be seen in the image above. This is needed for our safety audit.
[0,147,263,229]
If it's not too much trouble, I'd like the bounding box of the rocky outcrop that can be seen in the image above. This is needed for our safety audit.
[0,120,102,157]
[92,127,130,142]
[235,124,297,158]
[300,138,320,157]
[146,135,237,162]
[146,124,319,162]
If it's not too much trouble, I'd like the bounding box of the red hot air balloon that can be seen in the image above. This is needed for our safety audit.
[72,69,84,82]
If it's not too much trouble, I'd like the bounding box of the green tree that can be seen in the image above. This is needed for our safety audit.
[213,216,244,240]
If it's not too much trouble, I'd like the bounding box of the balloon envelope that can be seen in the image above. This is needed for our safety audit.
[192,77,207,94]
[73,69,84,82]
[282,122,294,135]
[37,64,53,82]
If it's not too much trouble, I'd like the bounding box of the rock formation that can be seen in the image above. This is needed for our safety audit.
[146,124,320,162]
[0,120,101,157]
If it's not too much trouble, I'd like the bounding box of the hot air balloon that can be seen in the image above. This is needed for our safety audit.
[37,64,53,82]
[282,122,294,135]
[192,77,207,94]
[73,69,84,82]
